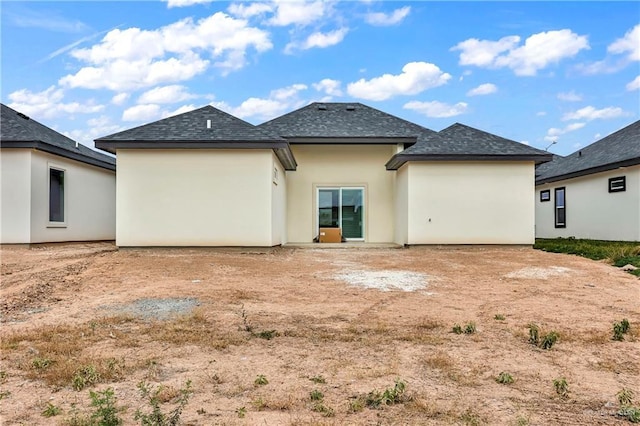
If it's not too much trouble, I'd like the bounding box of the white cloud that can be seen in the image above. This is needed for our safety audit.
[557,91,582,102]
[562,106,626,121]
[59,12,272,91]
[313,78,343,97]
[8,85,104,119]
[122,104,162,122]
[365,6,411,26]
[593,133,601,140]
[111,93,130,105]
[286,28,348,53]
[521,140,530,146]
[403,100,468,118]
[228,2,273,18]
[608,24,640,61]
[347,62,451,101]
[452,30,589,76]
[267,0,327,27]
[466,83,497,96]
[626,75,640,91]
[138,85,197,104]
[536,111,547,116]
[163,104,198,118]
[544,122,585,142]
[65,115,124,148]
[215,83,308,121]
[5,7,89,33]
[165,0,213,8]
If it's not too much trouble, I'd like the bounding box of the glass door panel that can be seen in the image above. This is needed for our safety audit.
[341,189,363,239]
[318,189,339,228]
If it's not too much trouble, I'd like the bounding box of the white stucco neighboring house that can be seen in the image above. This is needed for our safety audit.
[95,102,551,247]
[535,120,640,242]
[1,104,116,244]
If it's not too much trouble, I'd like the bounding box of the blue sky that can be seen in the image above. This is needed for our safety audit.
[2,1,639,156]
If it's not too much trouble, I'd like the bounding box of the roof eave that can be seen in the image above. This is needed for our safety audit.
[1,140,116,171]
[285,136,417,144]
[386,153,553,170]
[535,157,640,185]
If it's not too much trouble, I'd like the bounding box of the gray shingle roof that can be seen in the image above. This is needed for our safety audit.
[386,123,552,170]
[1,103,115,171]
[258,102,435,140]
[536,120,640,184]
[94,105,297,170]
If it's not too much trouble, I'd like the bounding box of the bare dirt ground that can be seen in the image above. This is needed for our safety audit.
[1,243,638,425]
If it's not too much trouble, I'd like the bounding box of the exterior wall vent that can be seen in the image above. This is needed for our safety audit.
[346,105,355,111]
[317,104,327,110]
[206,119,212,129]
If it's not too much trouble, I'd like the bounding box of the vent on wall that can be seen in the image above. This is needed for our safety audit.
[317,104,327,110]
[346,105,355,111]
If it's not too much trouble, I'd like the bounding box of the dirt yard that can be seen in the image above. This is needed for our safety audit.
[1,243,638,425]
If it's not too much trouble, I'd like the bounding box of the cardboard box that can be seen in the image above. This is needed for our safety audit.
[319,227,341,243]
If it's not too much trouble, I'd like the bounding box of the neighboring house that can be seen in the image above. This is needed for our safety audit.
[535,120,640,242]
[95,102,551,247]
[1,104,116,244]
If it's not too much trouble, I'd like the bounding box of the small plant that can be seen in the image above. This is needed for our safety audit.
[309,375,326,384]
[452,324,463,334]
[42,402,62,417]
[254,375,268,386]
[73,365,101,391]
[540,331,559,350]
[240,304,253,333]
[464,322,476,334]
[613,319,631,341]
[366,379,406,408]
[0,390,10,400]
[618,406,640,423]
[311,402,334,417]
[494,314,506,321]
[495,372,514,384]
[134,380,192,426]
[32,357,54,370]
[618,388,635,406]
[528,323,540,345]
[235,406,246,418]
[553,377,569,399]
[89,388,122,426]
[256,330,278,340]
[348,397,365,413]
[310,389,324,401]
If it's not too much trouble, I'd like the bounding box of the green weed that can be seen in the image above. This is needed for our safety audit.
[553,378,569,399]
[89,388,122,426]
[254,375,268,386]
[134,380,192,426]
[309,389,324,401]
[495,372,514,384]
[540,331,559,350]
[494,314,506,321]
[42,402,62,417]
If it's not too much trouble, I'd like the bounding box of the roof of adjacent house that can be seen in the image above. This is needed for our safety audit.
[258,102,435,142]
[386,123,552,170]
[535,120,640,184]
[95,105,297,170]
[0,103,116,171]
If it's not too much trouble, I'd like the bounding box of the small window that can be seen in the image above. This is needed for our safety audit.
[554,187,566,228]
[49,168,65,223]
[609,176,626,193]
[540,190,550,202]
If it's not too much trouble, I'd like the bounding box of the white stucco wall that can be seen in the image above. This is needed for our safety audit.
[394,164,408,245]
[286,144,397,243]
[271,152,287,246]
[116,149,276,246]
[535,166,640,241]
[1,149,32,243]
[29,150,116,243]
[404,161,535,244]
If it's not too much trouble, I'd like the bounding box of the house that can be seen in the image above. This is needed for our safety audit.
[95,102,551,247]
[1,104,116,244]
[535,120,640,241]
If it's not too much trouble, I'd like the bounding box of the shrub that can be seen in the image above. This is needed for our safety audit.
[134,380,192,426]
[89,388,122,426]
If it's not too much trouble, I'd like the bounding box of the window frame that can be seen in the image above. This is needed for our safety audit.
[554,187,566,229]
[48,164,67,227]
[540,189,551,202]
[608,176,626,193]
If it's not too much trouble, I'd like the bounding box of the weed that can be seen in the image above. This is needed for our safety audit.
[256,330,279,340]
[348,397,365,413]
[495,372,514,385]
[240,304,253,333]
[134,380,192,426]
[196,408,206,415]
[464,322,477,334]
[452,324,463,334]
[89,388,122,426]
[73,365,101,391]
[0,390,10,400]
[618,388,635,406]
[540,331,559,350]
[254,375,268,386]
[42,402,62,417]
[553,378,569,399]
[311,403,334,417]
[366,379,406,408]
[235,406,246,418]
[494,314,506,321]
[613,319,631,341]
[528,324,540,345]
[516,415,530,426]
[309,390,324,401]
[252,397,266,410]
[618,406,640,423]
[32,357,54,370]
[460,408,482,425]
[309,375,326,384]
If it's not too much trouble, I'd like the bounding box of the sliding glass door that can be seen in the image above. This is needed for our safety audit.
[317,187,364,241]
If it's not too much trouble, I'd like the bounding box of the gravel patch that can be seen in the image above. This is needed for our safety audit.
[333,270,432,292]
[101,297,200,320]
[505,266,572,280]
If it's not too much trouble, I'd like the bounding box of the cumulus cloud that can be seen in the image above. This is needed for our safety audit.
[562,106,626,121]
[347,62,451,101]
[165,0,213,7]
[286,28,348,53]
[626,75,640,91]
[267,0,327,27]
[557,91,582,102]
[608,24,639,61]
[228,2,273,18]
[8,85,104,119]
[403,100,468,118]
[365,6,411,26]
[66,115,124,148]
[466,83,497,96]
[452,29,589,76]
[215,83,308,121]
[137,85,197,104]
[111,92,130,105]
[313,78,343,97]
[122,104,162,122]
[163,104,198,118]
[544,122,585,142]
[59,12,272,91]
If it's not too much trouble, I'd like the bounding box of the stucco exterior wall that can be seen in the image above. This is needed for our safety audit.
[1,149,31,243]
[394,164,408,245]
[405,161,535,244]
[116,149,275,246]
[271,152,287,246]
[29,150,116,243]
[535,166,640,241]
[286,144,397,243]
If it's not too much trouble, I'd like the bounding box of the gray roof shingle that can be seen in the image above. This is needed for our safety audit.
[386,123,552,169]
[1,103,115,171]
[258,102,436,140]
[535,120,640,184]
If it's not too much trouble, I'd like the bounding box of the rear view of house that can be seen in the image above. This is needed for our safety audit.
[1,104,116,244]
[535,120,640,241]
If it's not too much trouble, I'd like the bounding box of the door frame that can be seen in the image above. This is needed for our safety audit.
[316,186,365,241]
